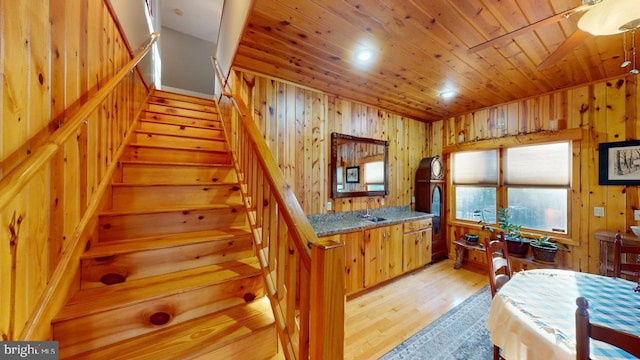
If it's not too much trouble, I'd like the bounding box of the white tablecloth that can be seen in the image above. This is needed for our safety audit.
[486,269,640,360]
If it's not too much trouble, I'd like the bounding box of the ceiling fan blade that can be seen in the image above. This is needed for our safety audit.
[536,29,590,70]
[467,3,593,55]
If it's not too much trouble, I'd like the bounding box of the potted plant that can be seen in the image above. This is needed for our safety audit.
[530,235,558,264]
[475,207,530,257]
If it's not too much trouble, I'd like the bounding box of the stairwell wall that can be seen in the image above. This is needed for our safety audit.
[228,69,432,215]
[0,0,149,340]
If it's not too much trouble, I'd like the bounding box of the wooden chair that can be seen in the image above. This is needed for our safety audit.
[485,238,512,298]
[485,238,512,360]
[613,232,640,280]
[575,296,640,359]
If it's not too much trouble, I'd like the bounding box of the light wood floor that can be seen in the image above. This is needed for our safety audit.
[344,258,489,360]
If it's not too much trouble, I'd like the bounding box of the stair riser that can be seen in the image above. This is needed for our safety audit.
[151,91,216,106]
[99,206,247,241]
[139,121,225,139]
[145,104,219,121]
[120,164,237,184]
[54,276,265,358]
[141,111,222,129]
[150,97,217,113]
[80,235,254,288]
[134,132,227,150]
[62,297,276,360]
[111,185,242,210]
[127,145,231,164]
[191,325,277,360]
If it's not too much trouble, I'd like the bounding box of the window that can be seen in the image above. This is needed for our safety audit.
[364,161,385,191]
[452,141,571,234]
[453,150,498,222]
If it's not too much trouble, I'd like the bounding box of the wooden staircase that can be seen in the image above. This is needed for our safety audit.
[51,90,279,359]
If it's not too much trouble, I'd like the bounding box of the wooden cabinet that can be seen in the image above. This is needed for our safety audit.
[403,218,433,271]
[319,216,432,295]
[364,225,402,287]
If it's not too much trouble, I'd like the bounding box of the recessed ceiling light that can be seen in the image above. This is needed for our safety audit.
[174,8,183,16]
[440,90,456,99]
[355,49,373,62]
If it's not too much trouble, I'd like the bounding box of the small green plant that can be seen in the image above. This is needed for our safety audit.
[474,207,522,238]
[497,207,521,238]
[473,209,494,233]
[531,235,558,249]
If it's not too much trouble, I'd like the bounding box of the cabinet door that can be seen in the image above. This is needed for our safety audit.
[403,232,419,271]
[404,228,433,270]
[386,224,403,278]
[364,227,386,287]
[417,228,433,267]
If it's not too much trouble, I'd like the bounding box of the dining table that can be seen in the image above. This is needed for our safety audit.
[486,268,640,359]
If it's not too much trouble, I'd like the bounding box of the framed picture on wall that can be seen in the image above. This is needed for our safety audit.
[599,140,640,185]
[346,166,360,183]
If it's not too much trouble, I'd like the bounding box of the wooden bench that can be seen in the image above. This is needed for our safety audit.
[453,239,486,269]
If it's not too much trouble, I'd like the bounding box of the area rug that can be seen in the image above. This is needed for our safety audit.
[380,285,493,360]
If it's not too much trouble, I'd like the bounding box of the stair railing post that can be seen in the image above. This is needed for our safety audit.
[310,238,345,359]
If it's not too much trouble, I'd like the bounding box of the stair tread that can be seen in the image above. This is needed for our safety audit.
[110,181,239,187]
[83,227,252,258]
[135,129,225,142]
[99,203,243,216]
[152,90,217,105]
[66,297,274,360]
[138,115,222,126]
[55,257,261,322]
[129,143,229,153]
[120,160,233,168]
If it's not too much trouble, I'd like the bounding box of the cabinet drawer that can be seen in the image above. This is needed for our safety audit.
[403,218,432,233]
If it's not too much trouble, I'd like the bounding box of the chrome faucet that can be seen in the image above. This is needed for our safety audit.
[364,198,375,218]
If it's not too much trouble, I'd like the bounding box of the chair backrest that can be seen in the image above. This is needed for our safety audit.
[485,238,511,298]
[613,232,640,280]
[575,296,640,359]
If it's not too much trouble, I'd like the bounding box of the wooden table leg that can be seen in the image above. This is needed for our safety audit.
[454,244,464,269]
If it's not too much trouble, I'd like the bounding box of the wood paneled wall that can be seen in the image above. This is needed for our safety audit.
[0,0,148,340]
[233,70,430,215]
[232,67,640,275]
[438,76,639,274]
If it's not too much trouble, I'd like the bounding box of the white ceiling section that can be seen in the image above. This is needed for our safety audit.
[160,0,224,43]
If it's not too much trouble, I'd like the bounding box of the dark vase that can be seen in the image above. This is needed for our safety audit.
[502,235,530,257]
[531,243,558,264]
[465,233,480,244]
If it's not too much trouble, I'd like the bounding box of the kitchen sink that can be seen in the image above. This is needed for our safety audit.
[367,216,387,223]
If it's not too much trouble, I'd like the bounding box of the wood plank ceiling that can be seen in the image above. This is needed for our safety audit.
[234,0,636,122]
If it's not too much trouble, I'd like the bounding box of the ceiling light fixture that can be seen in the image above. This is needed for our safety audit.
[440,90,456,99]
[577,0,640,36]
[631,30,639,75]
[621,31,631,68]
[355,49,373,62]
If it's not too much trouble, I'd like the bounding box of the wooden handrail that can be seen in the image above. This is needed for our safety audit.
[211,57,345,359]
[0,32,159,209]
[211,57,315,260]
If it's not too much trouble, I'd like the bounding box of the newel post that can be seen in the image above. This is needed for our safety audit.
[309,238,345,359]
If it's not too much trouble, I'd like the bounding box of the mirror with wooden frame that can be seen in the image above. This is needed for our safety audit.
[331,132,389,198]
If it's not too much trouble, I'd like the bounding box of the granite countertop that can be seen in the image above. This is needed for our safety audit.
[308,206,433,237]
